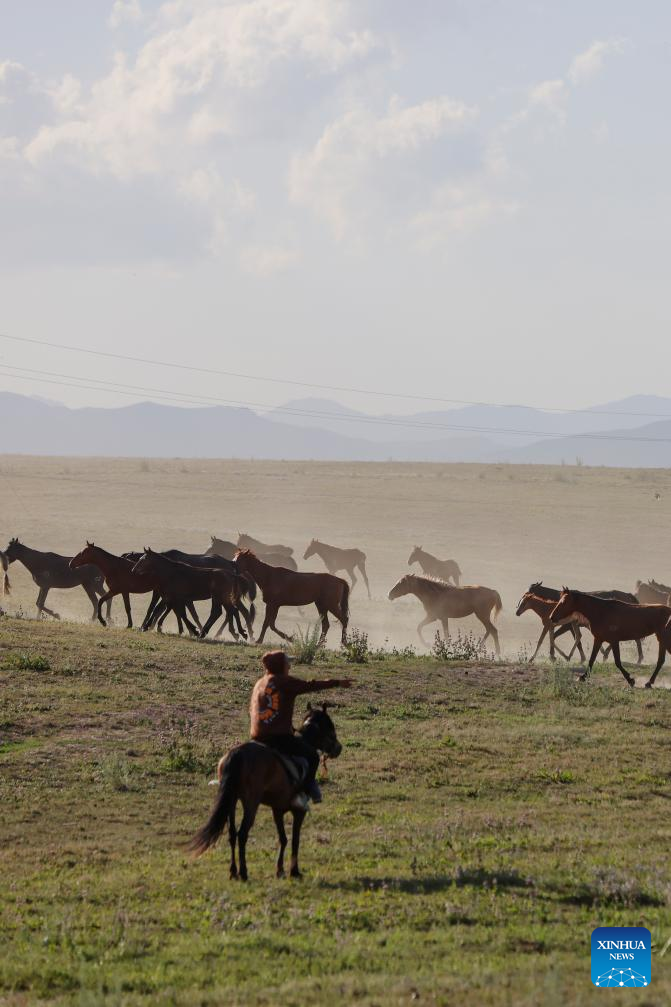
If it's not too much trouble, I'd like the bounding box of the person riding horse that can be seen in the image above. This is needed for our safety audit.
[250,651,352,809]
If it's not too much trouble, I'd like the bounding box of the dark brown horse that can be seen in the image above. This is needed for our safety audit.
[515,592,581,662]
[237,533,294,557]
[304,539,371,597]
[4,538,111,621]
[189,705,342,880]
[527,582,643,664]
[234,550,349,645]
[550,589,671,688]
[70,543,154,627]
[389,574,502,654]
[408,546,461,586]
[132,550,246,639]
[209,536,297,571]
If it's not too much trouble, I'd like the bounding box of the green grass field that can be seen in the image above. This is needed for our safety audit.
[1,616,670,1006]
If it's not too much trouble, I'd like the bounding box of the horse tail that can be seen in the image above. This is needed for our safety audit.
[1,552,9,595]
[3,572,9,595]
[188,748,243,857]
[491,591,503,619]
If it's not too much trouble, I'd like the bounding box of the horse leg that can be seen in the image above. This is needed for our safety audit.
[337,593,349,645]
[478,614,500,656]
[529,626,548,663]
[635,638,644,665]
[644,636,666,689]
[215,612,230,638]
[317,606,329,645]
[237,600,254,641]
[610,641,635,687]
[187,601,203,632]
[579,639,602,681]
[156,603,172,634]
[122,592,133,628]
[96,589,115,627]
[83,584,99,621]
[35,585,46,617]
[178,604,199,637]
[237,802,258,882]
[348,567,358,594]
[440,618,450,639]
[39,587,60,620]
[273,808,288,878]
[359,562,372,600]
[416,615,434,647]
[289,808,306,879]
[256,608,272,644]
[199,599,223,640]
[266,604,293,642]
[142,592,161,630]
[228,807,238,880]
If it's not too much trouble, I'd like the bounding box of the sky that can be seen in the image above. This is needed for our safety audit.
[0,0,670,417]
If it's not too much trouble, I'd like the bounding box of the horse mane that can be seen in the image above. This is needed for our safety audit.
[404,573,452,595]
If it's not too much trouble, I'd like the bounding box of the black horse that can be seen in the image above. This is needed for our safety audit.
[190,705,342,881]
[4,538,111,621]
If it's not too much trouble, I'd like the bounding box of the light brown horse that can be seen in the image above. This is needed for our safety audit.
[304,539,371,598]
[388,574,502,654]
[635,579,671,605]
[515,592,581,662]
[550,588,671,688]
[234,550,349,645]
[189,705,342,881]
[408,546,461,586]
[237,533,293,558]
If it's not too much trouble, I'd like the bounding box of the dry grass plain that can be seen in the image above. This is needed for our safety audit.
[1,455,671,663]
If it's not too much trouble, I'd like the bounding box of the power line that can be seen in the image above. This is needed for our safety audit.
[2,363,671,444]
[2,331,671,421]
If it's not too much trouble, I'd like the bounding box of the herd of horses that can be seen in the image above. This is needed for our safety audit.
[3,534,671,688]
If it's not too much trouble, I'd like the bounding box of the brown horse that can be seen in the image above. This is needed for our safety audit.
[408,546,461,586]
[550,588,671,688]
[132,550,246,639]
[70,543,155,628]
[515,592,583,662]
[388,574,502,654]
[237,533,294,557]
[189,705,342,881]
[234,550,349,645]
[304,539,371,598]
[210,536,297,571]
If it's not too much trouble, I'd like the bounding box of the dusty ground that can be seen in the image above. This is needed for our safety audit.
[1,456,670,664]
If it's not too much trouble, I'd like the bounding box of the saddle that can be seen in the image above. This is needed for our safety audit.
[250,741,308,789]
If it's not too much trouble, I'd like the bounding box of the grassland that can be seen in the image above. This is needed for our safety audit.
[1,615,670,1006]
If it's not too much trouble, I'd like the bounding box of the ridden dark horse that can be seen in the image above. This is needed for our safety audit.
[4,538,111,621]
[550,588,671,688]
[190,705,342,881]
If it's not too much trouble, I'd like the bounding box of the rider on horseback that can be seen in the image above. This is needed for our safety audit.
[250,650,351,809]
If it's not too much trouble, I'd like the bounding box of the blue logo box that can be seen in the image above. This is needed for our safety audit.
[591,927,651,988]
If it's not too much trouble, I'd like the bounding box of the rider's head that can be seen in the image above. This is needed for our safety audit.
[262,650,291,676]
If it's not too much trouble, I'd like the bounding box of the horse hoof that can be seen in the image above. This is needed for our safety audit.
[578,674,587,682]
[290,869,302,880]
[644,682,653,689]
[276,870,285,879]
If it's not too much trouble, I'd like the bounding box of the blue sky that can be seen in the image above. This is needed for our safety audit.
[0,1,669,415]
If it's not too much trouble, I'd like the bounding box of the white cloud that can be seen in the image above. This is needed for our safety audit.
[290,95,477,239]
[568,38,624,85]
[109,0,143,29]
[240,243,300,275]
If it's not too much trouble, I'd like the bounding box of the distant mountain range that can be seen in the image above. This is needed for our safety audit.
[0,390,670,467]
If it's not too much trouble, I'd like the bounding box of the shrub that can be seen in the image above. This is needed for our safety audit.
[342,627,369,664]
[93,754,138,792]
[156,718,218,774]
[3,652,51,671]
[292,623,323,665]
[431,630,491,662]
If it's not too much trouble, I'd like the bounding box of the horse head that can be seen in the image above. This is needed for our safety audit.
[388,575,410,601]
[4,538,20,562]
[408,546,421,566]
[303,539,317,560]
[302,703,342,758]
[515,592,532,617]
